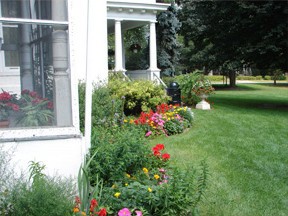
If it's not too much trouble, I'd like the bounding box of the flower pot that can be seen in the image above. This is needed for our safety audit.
[0,120,9,128]
[196,94,210,110]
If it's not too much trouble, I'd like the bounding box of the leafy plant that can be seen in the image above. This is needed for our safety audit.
[108,77,170,115]
[16,90,54,127]
[3,161,75,216]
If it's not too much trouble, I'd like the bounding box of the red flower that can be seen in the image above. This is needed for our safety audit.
[0,91,12,101]
[47,101,53,109]
[12,104,19,111]
[29,91,38,98]
[153,150,161,157]
[90,198,98,207]
[162,153,170,160]
[96,208,107,216]
[153,144,164,151]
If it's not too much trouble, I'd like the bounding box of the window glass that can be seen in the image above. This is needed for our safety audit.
[0,0,71,129]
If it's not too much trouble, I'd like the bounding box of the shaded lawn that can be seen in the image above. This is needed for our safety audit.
[150,83,288,216]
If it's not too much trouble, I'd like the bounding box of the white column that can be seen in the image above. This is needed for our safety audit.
[122,32,126,70]
[114,19,124,71]
[149,21,158,71]
[52,0,72,126]
[148,21,160,81]
[20,0,33,91]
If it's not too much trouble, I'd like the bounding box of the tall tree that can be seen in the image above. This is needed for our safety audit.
[179,0,288,87]
[157,3,182,76]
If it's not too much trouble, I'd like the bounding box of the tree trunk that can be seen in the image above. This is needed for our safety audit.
[229,71,236,87]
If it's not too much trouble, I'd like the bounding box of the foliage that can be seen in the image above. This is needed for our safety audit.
[89,125,150,185]
[97,143,208,215]
[73,152,107,216]
[108,78,170,115]
[179,1,288,86]
[206,75,224,82]
[175,70,215,105]
[16,89,54,127]
[2,161,75,216]
[78,81,123,133]
[0,90,19,121]
[157,3,182,76]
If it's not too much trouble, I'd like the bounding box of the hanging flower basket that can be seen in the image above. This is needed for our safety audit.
[129,44,141,53]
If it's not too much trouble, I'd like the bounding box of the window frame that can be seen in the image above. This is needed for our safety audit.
[0,0,82,142]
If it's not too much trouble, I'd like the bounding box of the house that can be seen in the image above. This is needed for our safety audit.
[0,0,168,177]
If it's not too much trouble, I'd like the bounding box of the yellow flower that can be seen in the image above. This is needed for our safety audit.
[81,212,86,216]
[154,174,160,180]
[148,187,152,192]
[124,119,128,123]
[114,192,121,198]
[129,119,134,124]
[143,167,149,173]
[126,173,131,178]
[125,183,129,186]
[73,207,80,213]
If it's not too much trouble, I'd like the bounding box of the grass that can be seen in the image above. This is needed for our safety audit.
[150,83,288,216]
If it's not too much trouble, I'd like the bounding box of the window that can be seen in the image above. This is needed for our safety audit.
[0,0,72,130]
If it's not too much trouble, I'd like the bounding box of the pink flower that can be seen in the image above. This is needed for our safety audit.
[135,210,142,216]
[118,208,131,216]
[145,131,152,137]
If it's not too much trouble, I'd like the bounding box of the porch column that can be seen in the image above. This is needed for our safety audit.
[148,21,160,81]
[20,0,33,91]
[52,0,72,126]
[114,19,124,71]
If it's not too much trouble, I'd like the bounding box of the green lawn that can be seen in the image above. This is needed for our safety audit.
[151,83,288,216]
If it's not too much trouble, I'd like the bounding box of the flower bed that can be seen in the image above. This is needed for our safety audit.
[125,103,194,137]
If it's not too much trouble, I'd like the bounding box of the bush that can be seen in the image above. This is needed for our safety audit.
[206,75,224,82]
[96,145,208,215]
[108,78,170,115]
[264,75,271,80]
[0,157,76,216]
[89,125,151,185]
[78,82,123,132]
[237,76,257,80]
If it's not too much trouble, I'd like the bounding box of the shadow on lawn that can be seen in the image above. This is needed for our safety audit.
[210,85,288,113]
[212,97,288,113]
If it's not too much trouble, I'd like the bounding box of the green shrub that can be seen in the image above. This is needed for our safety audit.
[255,75,263,80]
[206,75,224,82]
[264,75,271,80]
[78,82,123,132]
[89,125,151,185]
[164,119,184,135]
[100,159,208,215]
[237,76,257,80]
[1,160,75,216]
[108,78,170,115]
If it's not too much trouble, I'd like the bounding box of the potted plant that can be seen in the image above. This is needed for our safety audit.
[0,90,19,128]
[192,75,215,110]
[16,90,54,127]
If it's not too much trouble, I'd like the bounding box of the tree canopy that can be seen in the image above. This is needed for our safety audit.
[178,0,288,86]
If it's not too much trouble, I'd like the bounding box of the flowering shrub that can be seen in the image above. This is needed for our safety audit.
[92,142,208,215]
[126,103,194,137]
[16,89,54,126]
[0,90,19,121]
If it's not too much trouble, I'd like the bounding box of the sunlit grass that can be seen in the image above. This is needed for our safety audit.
[151,83,288,215]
